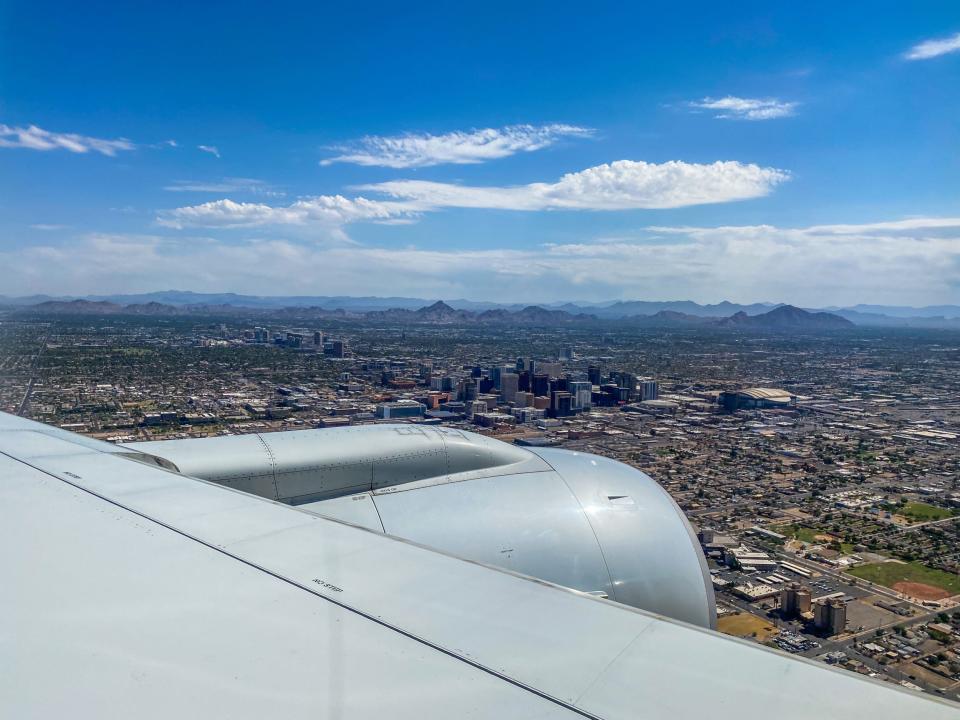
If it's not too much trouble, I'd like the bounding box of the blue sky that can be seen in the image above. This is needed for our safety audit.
[1,2,958,306]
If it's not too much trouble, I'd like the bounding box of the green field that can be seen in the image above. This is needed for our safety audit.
[897,502,956,523]
[771,524,828,544]
[847,561,960,595]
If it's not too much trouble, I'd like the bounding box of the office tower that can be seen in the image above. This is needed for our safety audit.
[551,391,573,417]
[536,361,562,379]
[461,378,478,402]
[532,373,550,398]
[518,370,531,392]
[588,365,602,386]
[500,373,519,403]
[569,381,592,411]
[640,380,659,401]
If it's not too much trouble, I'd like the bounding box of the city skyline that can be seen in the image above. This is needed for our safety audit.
[2,3,959,305]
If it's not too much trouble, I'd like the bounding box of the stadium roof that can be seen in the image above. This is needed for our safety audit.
[739,388,793,401]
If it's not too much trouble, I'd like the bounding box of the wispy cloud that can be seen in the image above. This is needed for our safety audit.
[687,96,798,120]
[320,124,593,168]
[29,224,70,231]
[362,160,789,211]
[904,31,960,60]
[197,144,220,158]
[164,177,284,197]
[4,217,958,306]
[159,196,417,229]
[0,123,134,156]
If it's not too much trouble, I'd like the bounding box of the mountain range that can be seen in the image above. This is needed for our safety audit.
[6,298,866,331]
[1,290,957,323]
[1,291,957,328]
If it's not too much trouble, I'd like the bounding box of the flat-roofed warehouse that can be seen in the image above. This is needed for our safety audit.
[720,387,795,412]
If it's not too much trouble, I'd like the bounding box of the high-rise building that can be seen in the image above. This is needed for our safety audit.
[517,370,531,392]
[588,365,602,386]
[492,365,513,390]
[569,381,592,411]
[551,391,573,417]
[639,380,659,401]
[313,330,323,348]
[325,339,346,358]
[500,373,519,403]
[532,373,550,398]
[780,583,812,618]
[460,379,479,402]
[535,361,562,379]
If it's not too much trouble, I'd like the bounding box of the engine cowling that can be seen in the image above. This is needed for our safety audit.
[125,425,715,628]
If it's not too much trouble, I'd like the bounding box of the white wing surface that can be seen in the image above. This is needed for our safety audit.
[0,412,955,719]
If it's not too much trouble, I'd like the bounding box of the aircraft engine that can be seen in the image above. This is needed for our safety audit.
[125,425,715,628]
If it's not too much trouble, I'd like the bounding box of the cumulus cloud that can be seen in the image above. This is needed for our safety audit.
[0,123,135,156]
[320,124,593,168]
[159,195,418,229]
[363,160,790,210]
[164,177,284,197]
[197,145,221,158]
[4,217,957,306]
[904,31,960,60]
[687,96,798,120]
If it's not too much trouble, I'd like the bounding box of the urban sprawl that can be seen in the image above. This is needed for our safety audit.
[2,308,959,701]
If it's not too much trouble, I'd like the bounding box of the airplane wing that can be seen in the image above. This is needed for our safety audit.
[0,411,955,719]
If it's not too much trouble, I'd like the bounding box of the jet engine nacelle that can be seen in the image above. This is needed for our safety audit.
[125,425,715,628]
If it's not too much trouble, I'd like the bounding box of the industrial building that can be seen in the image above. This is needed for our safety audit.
[780,583,812,618]
[814,597,847,636]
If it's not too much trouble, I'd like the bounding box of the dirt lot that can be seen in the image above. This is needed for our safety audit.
[717,612,779,641]
[892,582,950,601]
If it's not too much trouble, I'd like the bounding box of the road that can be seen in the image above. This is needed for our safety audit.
[16,325,50,417]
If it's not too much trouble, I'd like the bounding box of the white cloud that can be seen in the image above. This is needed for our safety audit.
[29,224,70,231]
[363,160,789,210]
[197,145,221,158]
[164,178,284,197]
[904,32,960,60]
[159,195,418,229]
[687,96,798,120]
[163,159,788,230]
[4,217,956,306]
[320,124,593,168]
[0,124,134,156]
